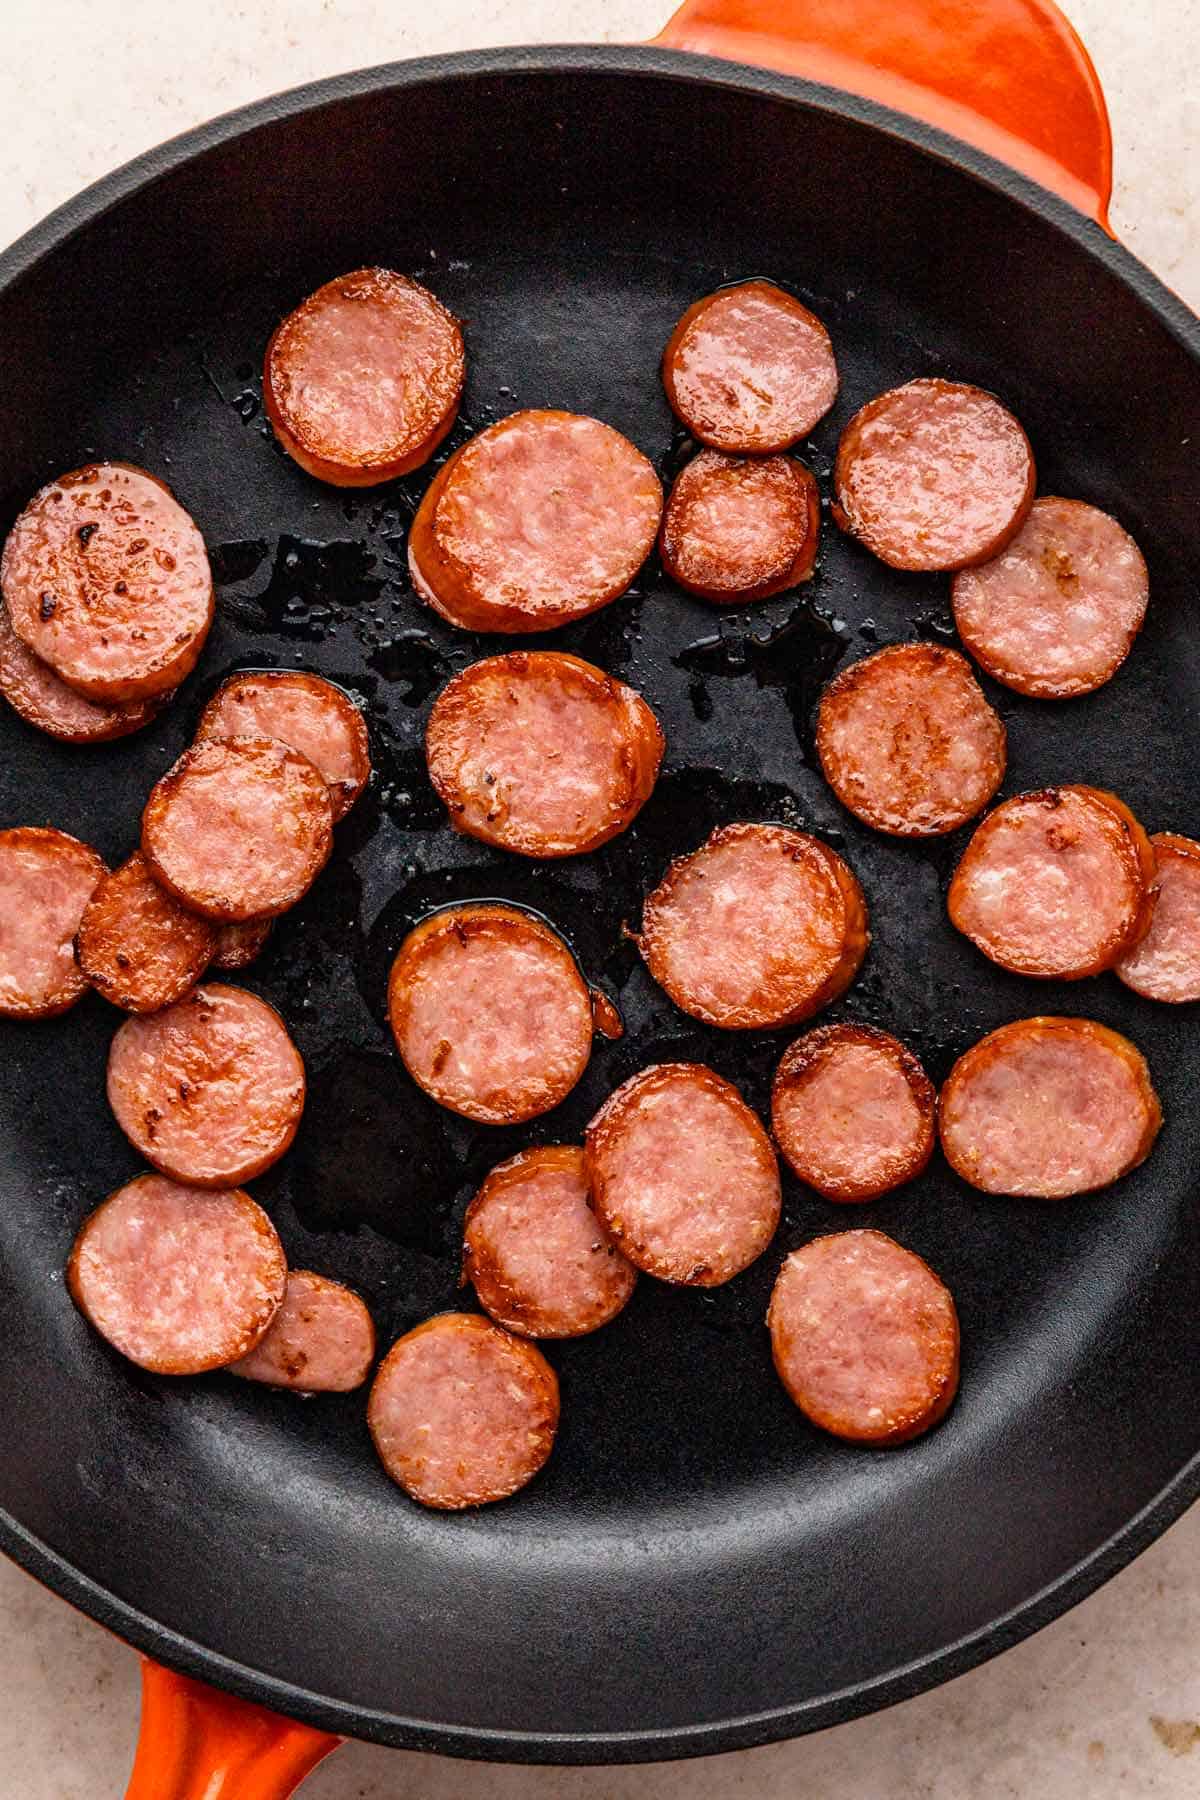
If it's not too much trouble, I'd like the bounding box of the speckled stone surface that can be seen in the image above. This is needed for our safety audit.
[1,2,1198,1794]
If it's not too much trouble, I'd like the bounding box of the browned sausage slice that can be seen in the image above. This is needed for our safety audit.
[463,1145,637,1338]
[833,380,1035,571]
[816,642,1007,837]
[68,1174,286,1374]
[1116,833,1200,1002]
[196,670,371,821]
[639,822,868,1029]
[107,983,306,1186]
[0,602,169,742]
[229,1271,376,1391]
[141,735,333,920]
[211,917,274,972]
[585,1063,781,1286]
[264,268,465,485]
[952,497,1149,699]
[767,1230,959,1444]
[408,411,662,634]
[948,785,1157,978]
[425,651,664,857]
[388,903,594,1124]
[1,463,213,701]
[661,281,838,451]
[660,451,820,603]
[367,1312,559,1509]
[939,1016,1161,1197]
[0,826,106,1018]
[771,1024,936,1201]
[76,851,216,1014]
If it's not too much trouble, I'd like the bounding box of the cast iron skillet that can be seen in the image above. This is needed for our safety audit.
[1,7,1199,1782]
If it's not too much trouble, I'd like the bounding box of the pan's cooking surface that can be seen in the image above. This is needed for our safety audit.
[0,50,1198,1760]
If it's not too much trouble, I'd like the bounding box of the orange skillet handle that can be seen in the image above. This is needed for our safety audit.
[653,0,1113,228]
[125,1661,342,1799]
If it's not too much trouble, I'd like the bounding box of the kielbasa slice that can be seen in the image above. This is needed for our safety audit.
[463,1145,637,1338]
[141,735,333,920]
[660,451,820,603]
[638,821,868,1029]
[76,851,216,1014]
[425,651,664,857]
[367,1312,559,1510]
[771,1024,936,1201]
[1117,833,1200,1003]
[585,1063,781,1286]
[948,785,1157,978]
[408,410,662,634]
[107,983,306,1186]
[264,268,465,486]
[387,903,594,1124]
[0,602,169,743]
[68,1174,286,1375]
[939,1016,1161,1197]
[767,1230,959,1444]
[832,379,1035,572]
[211,917,273,972]
[0,826,106,1018]
[229,1271,376,1392]
[196,670,371,821]
[952,497,1149,699]
[1,463,213,701]
[816,642,1006,836]
[661,281,838,451]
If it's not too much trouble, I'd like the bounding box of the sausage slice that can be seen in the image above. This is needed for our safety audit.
[229,1271,376,1392]
[661,281,838,451]
[952,497,1149,698]
[387,903,594,1124]
[2,463,213,701]
[585,1063,781,1286]
[142,735,333,920]
[833,379,1035,571]
[660,451,820,603]
[0,602,169,742]
[1117,833,1200,1002]
[196,670,371,821]
[767,1230,959,1444]
[211,917,273,972]
[264,268,465,485]
[939,1016,1161,1197]
[948,785,1157,978]
[76,851,216,1014]
[367,1312,559,1509]
[425,651,664,857]
[463,1145,637,1338]
[771,1024,936,1201]
[68,1174,286,1374]
[0,826,106,1018]
[639,821,868,1029]
[408,410,662,634]
[107,983,306,1186]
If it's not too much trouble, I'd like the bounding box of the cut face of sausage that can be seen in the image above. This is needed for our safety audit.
[1,463,213,701]
[229,1271,376,1392]
[660,451,820,603]
[639,822,869,1029]
[425,651,664,857]
[0,826,106,1018]
[387,904,594,1124]
[68,1174,286,1375]
[264,268,465,485]
[196,671,371,820]
[833,380,1035,572]
[661,282,838,451]
[408,411,662,634]
[939,1016,1161,1197]
[0,601,169,743]
[767,1230,959,1444]
[107,983,306,1186]
[585,1063,781,1286]
[367,1312,559,1509]
[816,642,1006,837]
[948,786,1157,979]
[141,735,333,920]
[463,1145,637,1338]
[75,851,217,1014]
[771,1024,936,1201]
[952,497,1149,699]
[1116,834,1200,1003]
[210,917,273,972]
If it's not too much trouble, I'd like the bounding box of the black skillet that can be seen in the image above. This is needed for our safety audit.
[1,0,1199,1790]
